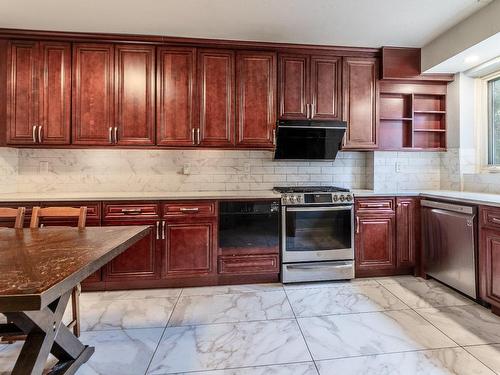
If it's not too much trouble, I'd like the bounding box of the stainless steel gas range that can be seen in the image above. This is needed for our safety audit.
[274,186,354,283]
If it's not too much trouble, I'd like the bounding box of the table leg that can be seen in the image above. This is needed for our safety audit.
[4,291,94,375]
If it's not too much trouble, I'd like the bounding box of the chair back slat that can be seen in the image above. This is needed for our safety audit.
[30,206,87,229]
[0,207,25,229]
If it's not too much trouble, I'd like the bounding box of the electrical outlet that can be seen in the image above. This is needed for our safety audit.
[182,163,191,175]
[39,161,49,174]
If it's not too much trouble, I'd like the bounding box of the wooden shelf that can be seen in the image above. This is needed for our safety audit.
[380,117,413,121]
[413,129,446,133]
[414,110,446,114]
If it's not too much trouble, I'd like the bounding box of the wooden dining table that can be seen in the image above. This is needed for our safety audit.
[0,225,151,375]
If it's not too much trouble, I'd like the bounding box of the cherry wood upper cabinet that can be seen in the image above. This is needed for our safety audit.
[72,43,114,145]
[156,47,197,146]
[310,56,341,120]
[236,51,276,148]
[278,54,308,120]
[114,45,155,146]
[342,57,379,150]
[198,49,235,147]
[6,40,71,145]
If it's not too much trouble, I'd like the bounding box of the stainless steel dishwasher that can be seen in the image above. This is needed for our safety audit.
[421,199,478,299]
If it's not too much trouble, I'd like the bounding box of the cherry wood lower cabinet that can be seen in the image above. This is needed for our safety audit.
[355,197,418,277]
[479,206,500,315]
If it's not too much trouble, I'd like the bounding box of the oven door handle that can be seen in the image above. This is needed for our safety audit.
[286,263,353,270]
[286,205,352,212]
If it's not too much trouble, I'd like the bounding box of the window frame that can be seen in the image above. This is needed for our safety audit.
[478,71,500,172]
[488,76,500,165]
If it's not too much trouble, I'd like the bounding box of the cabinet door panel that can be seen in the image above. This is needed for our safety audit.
[39,42,71,144]
[343,57,378,149]
[311,56,341,120]
[72,43,114,145]
[115,45,155,145]
[198,49,235,146]
[156,47,197,146]
[355,214,396,276]
[279,54,308,119]
[7,40,38,144]
[480,229,500,306]
[236,51,276,147]
[164,220,216,277]
[396,198,418,268]
[103,220,159,281]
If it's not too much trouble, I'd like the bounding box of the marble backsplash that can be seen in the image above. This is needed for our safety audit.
[0,148,18,193]
[6,148,368,193]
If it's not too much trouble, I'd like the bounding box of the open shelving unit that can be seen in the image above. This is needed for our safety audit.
[379,91,446,151]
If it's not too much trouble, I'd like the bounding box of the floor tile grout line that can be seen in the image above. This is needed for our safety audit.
[462,344,500,374]
[283,287,321,375]
[143,287,184,375]
[159,361,317,374]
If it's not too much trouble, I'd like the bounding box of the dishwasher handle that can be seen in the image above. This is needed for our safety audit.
[421,200,476,215]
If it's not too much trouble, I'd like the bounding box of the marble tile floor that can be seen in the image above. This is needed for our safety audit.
[1,276,500,374]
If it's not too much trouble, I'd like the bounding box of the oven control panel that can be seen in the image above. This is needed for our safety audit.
[281,193,353,205]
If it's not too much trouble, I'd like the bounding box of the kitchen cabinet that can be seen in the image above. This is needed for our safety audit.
[73,43,155,146]
[342,57,378,150]
[396,197,418,269]
[156,47,197,146]
[102,202,161,282]
[278,54,341,120]
[236,51,276,148]
[355,196,419,277]
[162,201,217,279]
[197,49,235,147]
[7,40,71,145]
[479,206,500,315]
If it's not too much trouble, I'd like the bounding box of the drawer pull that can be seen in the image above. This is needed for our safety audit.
[121,208,142,215]
[179,207,199,213]
[156,221,160,240]
[366,204,385,208]
[491,217,500,223]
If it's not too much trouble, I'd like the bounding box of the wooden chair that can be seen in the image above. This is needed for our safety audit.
[30,206,88,337]
[0,207,26,228]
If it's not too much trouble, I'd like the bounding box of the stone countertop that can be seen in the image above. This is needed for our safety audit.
[0,190,282,202]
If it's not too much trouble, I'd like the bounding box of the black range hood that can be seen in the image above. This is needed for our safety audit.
[274,120,347,160]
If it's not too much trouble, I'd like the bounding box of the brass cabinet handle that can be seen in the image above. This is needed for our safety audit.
[32,125,38,143]
[108,127,113,144]
[272,128,276,146]
[156,221,160,240]
[121,208,142,215]
[311,103,315,118]
[161,221,166,240]
[179,207,199,213]
[196,128,201,145]
[356,216,360,234]
[366,204,385,208]
[37,125,42,143]
[114,126,118,144]
[491,217,500,223]
[191,128,196,145]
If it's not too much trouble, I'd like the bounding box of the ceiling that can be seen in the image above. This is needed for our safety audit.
[0,0,492,48]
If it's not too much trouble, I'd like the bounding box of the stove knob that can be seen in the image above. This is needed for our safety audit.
[296,195,302,203]
[346,194,353,202]
[339,194,345,202]
[289,195,296,203]
[333,195,339,202]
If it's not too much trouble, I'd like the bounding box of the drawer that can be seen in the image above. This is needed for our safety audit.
[163,201,216,218]
[103,202,160,220]
[356,198,395,212]
[481,206,500,229]
[218,254,279,275]
[40,201,101,221]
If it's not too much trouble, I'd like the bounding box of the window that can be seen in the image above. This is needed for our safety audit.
[488,77,500,164]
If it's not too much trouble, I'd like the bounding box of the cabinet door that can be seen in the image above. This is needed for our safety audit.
[310,56,341,120]
[235,51,276,148]
[72,43,114,145]
[103,220,160,281]
[342,57,378,149]
[480,229,500,307]
[198,49,235,146]
[355,214,396,276]
[396,198,418,269]
[278,54,308,119]
[163,220,216,278]
[7,40,38,145]
[156,47,197,146]
[115,45,155,146]
[38,42,71,145]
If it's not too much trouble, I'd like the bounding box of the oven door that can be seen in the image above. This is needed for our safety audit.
[282,205,353,263]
